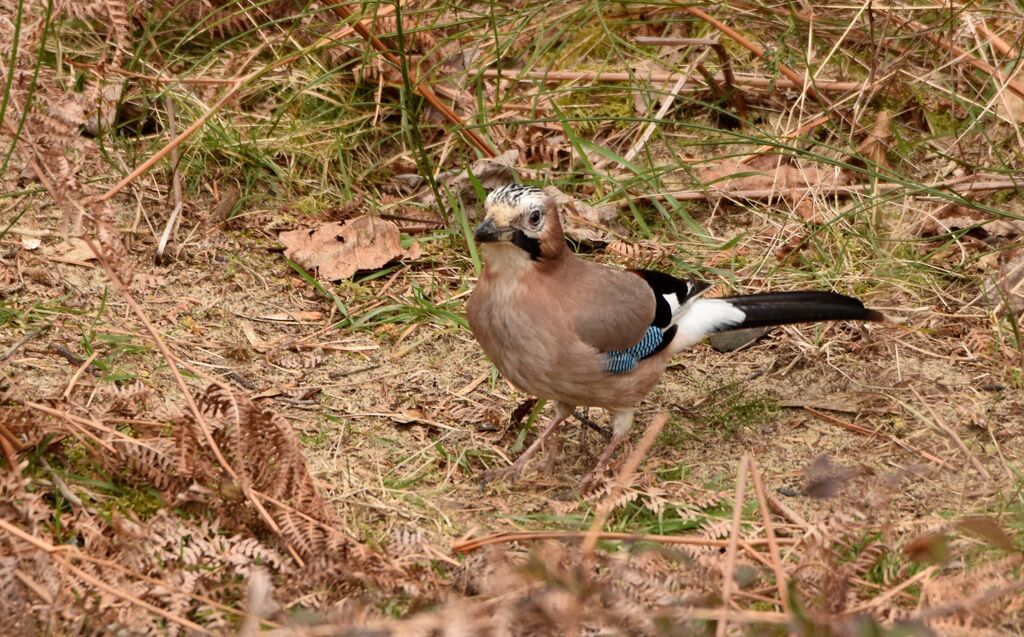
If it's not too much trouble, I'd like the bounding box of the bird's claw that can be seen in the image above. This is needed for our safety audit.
[578,469,607,495]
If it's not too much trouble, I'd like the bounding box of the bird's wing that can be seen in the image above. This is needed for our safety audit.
[559,260,657,352]
[561,262,709,353]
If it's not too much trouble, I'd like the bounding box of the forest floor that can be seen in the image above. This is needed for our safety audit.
[2,1,1024,635]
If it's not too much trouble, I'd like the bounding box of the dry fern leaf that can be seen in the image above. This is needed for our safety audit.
[152,0,298,38]
[191,384,410,592]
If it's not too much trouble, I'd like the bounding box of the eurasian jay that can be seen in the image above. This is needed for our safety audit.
[467,184,884,487]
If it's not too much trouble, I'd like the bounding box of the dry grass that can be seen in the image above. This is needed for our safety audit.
[2,0,1024,635]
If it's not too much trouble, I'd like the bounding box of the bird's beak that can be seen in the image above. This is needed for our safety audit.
[473,218,512,243]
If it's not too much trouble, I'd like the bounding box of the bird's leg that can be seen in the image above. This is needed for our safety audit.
[541,425,563,474]
[580,409,635,492]
[484,401,574,485]
[573,409,611,440]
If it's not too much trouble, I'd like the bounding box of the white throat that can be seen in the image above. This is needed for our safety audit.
[481,242,534,277]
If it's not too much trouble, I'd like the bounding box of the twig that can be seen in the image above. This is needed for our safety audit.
[764,489,808,528]
[38,457,84,508]
[634,36,742,113]
[0,517,68,551]
[582,413,667,555]
[748,457,790,615]
[76,552,272,626]
[633,37,737,89]
[47,343,98,373]
[913,577,1024,622]
[155,93,183,265]
[0,424,21,473]
[677,607,789,625]
[481,68,863,92]
[90,45,313,204]
[26,401,119,453]
[717,455,750,637]
[801,406,946,466]
[880,8,1024,100]
[908,387,991,480]
[450,530,796,554]
[61,350,99,400]
[54,555,216,636]
[633,177,1023,207]
[2,227,53,237]
[330,4,497,158]
[1,328,44,363]
[681,5,825,106]
[0,519,213,634]
[847,564,939,613]
[623,74,689,164]
[13,569,52,604]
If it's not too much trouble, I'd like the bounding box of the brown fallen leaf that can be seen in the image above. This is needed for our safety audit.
[543,186,625,245]
[240,320,268,353]
[804,454,859,499]
[418,149,520,206]
[698,155,852,222]
[957,515,1016,551]
[44,237,97,265]
[279,216,421,281]
[853,109,892,169]
[981,248,1024,315]
[212,184,242,225]
[916,203,1024,240]
[904,531,951,564]
[974,23,1024,122]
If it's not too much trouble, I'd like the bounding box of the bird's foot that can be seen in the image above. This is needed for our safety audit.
[578,468,610,495]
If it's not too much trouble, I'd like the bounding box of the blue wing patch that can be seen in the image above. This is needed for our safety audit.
[602,325,664,374]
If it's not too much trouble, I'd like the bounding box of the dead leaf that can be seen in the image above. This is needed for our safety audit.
[957,516,1016,551]
[543,186,624,245]
[996,86,1024,122]
[698,155,852,223]
[853,109,892,169]
[917,203,1024,240]
[419,149,520,208]
[279,216,421,281]
[21,236,41,251]
[804,454,858,498]
[212,185,241,224]
[44,237,97,265]
[981,249,1024,314]
[904,531,951,564]
[241,320,268,353]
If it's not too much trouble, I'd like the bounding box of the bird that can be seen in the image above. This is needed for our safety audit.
[466,183,885,488]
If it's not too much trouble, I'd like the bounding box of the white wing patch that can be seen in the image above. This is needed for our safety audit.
[664,293,681,315]
[667,298,746,354]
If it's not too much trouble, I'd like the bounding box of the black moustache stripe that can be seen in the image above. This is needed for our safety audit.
[511,230,542,260]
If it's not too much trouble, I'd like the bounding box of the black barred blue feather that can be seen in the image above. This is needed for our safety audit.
[603,325,666,374]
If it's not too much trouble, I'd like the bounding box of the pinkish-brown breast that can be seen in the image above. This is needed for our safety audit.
[467,247,666,410]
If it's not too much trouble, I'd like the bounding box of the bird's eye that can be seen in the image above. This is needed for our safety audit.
[527,209,542,227]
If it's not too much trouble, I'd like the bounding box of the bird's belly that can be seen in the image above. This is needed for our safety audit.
[470,295,660,409]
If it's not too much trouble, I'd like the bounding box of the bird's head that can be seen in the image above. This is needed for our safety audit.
[474,184,564,263]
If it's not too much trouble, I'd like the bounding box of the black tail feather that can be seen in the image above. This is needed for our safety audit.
[722,291,885,330]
